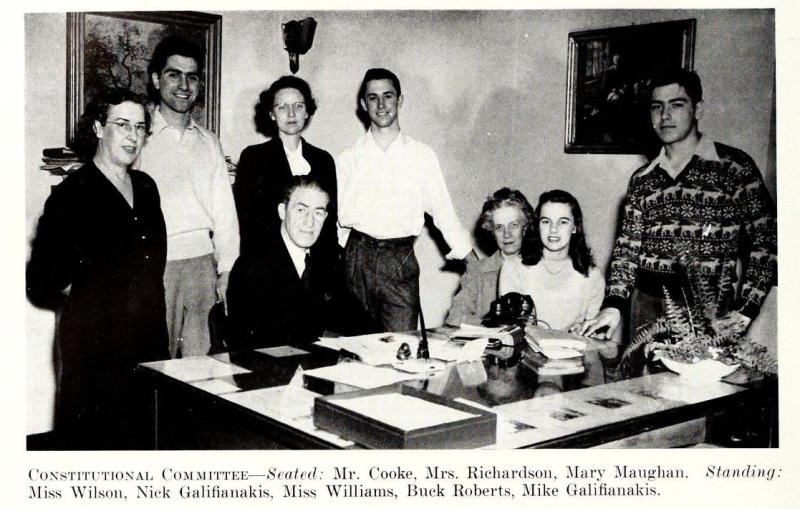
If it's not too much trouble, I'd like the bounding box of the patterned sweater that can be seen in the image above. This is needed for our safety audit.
[603,141,777,319]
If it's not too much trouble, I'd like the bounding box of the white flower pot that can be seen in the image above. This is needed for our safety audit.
[658,357,740,380]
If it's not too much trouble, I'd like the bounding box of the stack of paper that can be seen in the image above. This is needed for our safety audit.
[40,147,82,175]
[521,350,585,376]
[448,324,519,346]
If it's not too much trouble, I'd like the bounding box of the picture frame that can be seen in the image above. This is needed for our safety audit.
[564,19,696,154]
[66,11,222,145]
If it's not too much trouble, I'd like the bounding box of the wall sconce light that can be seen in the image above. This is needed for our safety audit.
[282,17,317,74]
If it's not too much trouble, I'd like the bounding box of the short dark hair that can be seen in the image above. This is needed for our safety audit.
[146,36,205,102]
[280,175,330,207]
[358,68,402,99]
[650,68,703,106]
[71,88,150,160]
[521,189,596,277]
[355,68,403,129]
[479,188,535,232]
[254,76,318,138]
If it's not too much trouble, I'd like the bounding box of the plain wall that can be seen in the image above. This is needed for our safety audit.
[25,10,775,434]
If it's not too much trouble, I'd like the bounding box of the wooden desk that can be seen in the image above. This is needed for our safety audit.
[136,337,776,449]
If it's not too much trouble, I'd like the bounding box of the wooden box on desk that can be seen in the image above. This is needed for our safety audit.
[313,385,497,449]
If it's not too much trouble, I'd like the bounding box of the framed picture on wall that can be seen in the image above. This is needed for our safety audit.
[66,11,222,145]
[564,19,696,154]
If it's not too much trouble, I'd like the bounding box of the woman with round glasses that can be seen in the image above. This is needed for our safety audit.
[235,76,338,255]
[26,88,168,449]
[446,188,534,326]
[499,189,605,332]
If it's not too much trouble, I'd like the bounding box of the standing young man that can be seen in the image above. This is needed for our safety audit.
[137,37,239,357]
[582,69,777,343]
[337,68,472,332]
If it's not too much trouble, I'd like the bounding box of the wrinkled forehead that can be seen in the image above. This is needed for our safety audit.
[491,204,525,225]
[289,186,330,208]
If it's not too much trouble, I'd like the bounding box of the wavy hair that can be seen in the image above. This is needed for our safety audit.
[254,76,318,138]
[146,36,205,103]
[479,188,535,232]
[70,88,150,161]
[522,189,595,277]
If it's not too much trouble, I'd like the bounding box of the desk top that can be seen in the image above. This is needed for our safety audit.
[138,331,760,449]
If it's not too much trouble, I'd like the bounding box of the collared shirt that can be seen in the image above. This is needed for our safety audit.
[640,133,720,177]
[336,130,472,259]
[283,139,311,176]
[136,108,240,273]
[280,227,309,279]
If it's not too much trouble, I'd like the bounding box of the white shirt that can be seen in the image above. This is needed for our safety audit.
[136,109,240,273]
[283,139,311,176]
[499,261,605,330]
[641,133,721,177]
[280,227,309,278]
[336,130,472,259]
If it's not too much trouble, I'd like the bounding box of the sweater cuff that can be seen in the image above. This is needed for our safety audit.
[602,295,628,313]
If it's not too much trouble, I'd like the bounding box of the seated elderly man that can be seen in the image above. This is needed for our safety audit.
[226,176,371,350]
[445,188,535,326]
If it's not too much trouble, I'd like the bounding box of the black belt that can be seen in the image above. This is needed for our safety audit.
[349,229,415,247]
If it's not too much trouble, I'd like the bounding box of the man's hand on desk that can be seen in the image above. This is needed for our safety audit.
[579,308,621,340]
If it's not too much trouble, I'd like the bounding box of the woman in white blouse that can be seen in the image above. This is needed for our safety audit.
[500,189,605,332]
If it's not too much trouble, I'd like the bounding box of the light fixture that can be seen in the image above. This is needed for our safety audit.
[282,17,317,74]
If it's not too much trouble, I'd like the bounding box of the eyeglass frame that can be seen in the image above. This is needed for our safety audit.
[273,102,307,114]
[103,120,148,137]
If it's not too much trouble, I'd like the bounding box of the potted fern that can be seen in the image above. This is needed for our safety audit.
[620,257,777,380]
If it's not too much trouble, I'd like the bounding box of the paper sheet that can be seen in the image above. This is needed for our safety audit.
[332,393,476,431]
[315,333,463,364]
[153,356,251,381]
[457,336,488,362]
[256,345,309,357]
[222,385,318,419]
[303,361,421,389]
[189,378,242,395]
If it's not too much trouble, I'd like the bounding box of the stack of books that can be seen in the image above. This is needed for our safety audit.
[523,328,586,375]
[40,148,82,176]
[521,350,585,376]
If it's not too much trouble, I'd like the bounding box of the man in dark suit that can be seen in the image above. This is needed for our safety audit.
[226,176,369,350]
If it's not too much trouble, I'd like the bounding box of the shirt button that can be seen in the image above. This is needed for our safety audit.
[141,235,147,240]
[144,255,150,260]
[133,216,139,221]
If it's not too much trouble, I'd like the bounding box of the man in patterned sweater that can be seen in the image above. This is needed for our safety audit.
[582,69,776,341]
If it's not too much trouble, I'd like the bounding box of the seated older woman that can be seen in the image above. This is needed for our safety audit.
[445,188,534,326]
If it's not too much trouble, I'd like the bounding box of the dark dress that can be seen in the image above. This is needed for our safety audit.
[226,230,374,351]
[26,162,169,449]
[234,137,338,255]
